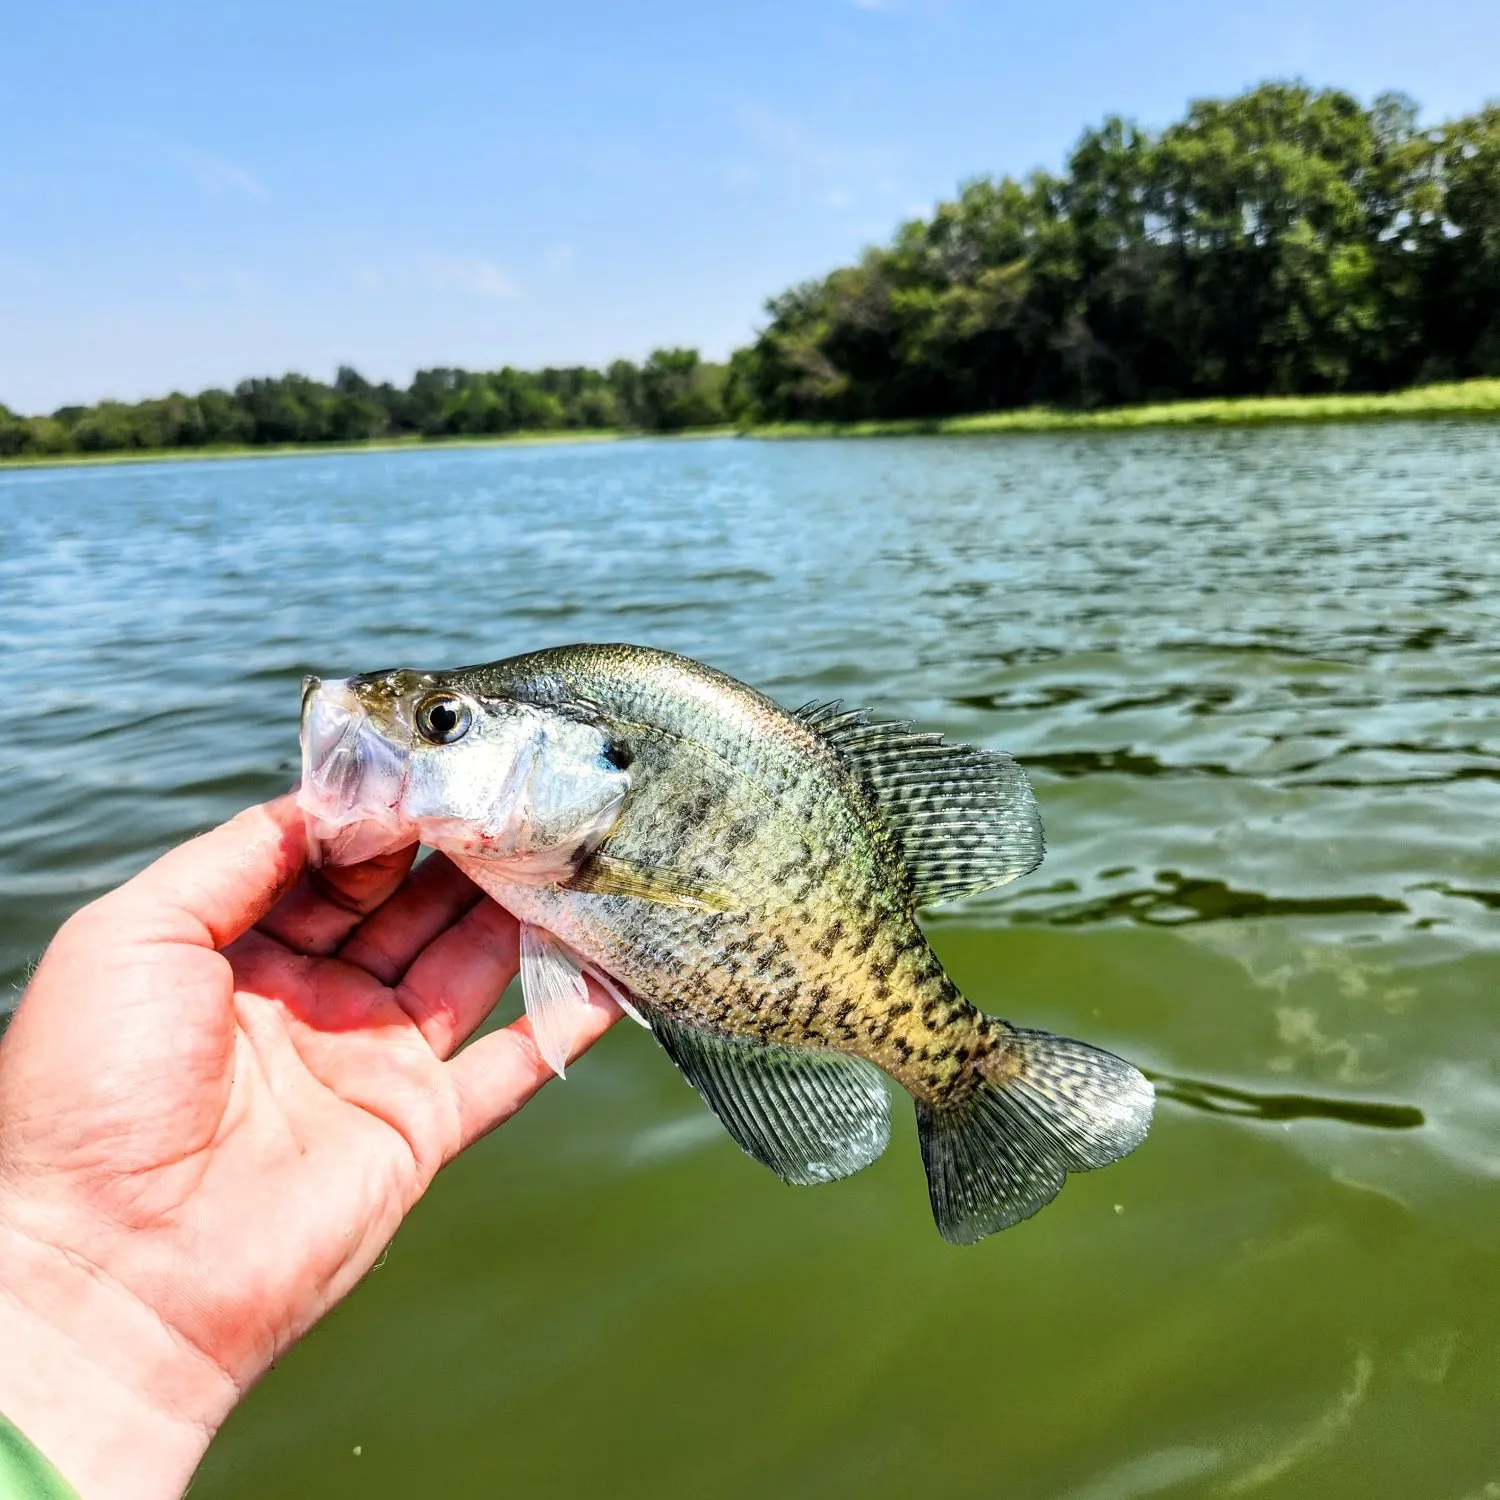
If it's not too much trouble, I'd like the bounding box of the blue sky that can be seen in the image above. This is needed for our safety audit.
[4,0,1499,413]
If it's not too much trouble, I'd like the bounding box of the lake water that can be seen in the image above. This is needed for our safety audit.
[2,426,1498,1499]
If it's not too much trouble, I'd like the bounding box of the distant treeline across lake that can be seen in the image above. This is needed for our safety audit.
[5,81,1500,459]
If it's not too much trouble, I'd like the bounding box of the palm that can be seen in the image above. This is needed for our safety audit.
[0,798,618,1393]
[109,942,453,1386]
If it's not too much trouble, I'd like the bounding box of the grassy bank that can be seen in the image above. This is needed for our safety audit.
[5,381,1500,471]
[751,378,1500,439]
[0,427,645,471]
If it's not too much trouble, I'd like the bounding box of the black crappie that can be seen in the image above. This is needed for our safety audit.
[298,644,1152,1242]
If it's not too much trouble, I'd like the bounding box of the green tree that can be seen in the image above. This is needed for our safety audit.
[70,403,138,451]
[0,404,25,458]
[20,418,74,455]
[198,389,255,445]
[605,360,645,427]
[1432,105,1500,375]
[637,349,727,429]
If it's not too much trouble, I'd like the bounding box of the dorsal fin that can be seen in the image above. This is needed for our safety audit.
[796,701,1045,907]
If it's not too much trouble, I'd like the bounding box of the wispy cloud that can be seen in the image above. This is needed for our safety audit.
[176,148,270,200]
[426,256,519,300]
[737,104,906,211]
[740,104,846,174]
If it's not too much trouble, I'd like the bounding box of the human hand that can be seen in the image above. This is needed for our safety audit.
[0,795,620,1500]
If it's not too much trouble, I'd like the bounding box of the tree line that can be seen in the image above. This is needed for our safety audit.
[0,350,733,458]
[4,82,1500,458]
[738,83,1500,420]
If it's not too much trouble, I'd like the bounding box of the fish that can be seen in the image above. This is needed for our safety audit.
[298,644,1152,1242]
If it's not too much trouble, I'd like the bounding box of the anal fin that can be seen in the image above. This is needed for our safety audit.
[647,1009,891,1186]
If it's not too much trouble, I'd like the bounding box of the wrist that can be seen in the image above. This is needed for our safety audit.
[0,1209,238,1500]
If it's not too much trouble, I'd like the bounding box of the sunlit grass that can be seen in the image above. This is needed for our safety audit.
[749,378,1500,439]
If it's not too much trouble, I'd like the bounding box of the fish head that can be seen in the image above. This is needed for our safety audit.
[299,668,631,877]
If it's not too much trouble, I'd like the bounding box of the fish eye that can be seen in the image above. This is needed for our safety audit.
[415,693,473,745]
[601,739,633,771]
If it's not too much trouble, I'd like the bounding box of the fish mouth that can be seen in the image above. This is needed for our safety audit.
[298,676,414,866]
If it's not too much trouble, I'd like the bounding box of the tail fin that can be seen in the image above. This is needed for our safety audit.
[915,1024,1154,1244]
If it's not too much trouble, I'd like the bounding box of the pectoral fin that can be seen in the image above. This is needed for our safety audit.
[565,851,737,914]
[645,1008,891,1186]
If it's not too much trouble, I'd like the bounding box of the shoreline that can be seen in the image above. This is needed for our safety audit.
[4,380,1499,471]
[752,378,1500,439]
[0,428,660,472]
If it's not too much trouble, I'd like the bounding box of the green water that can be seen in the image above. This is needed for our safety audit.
[2,427,1497,1498]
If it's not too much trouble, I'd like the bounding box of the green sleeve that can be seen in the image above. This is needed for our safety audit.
[0,1413,80,1500]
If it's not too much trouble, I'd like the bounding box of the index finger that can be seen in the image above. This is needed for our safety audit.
[253,839,420,957]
